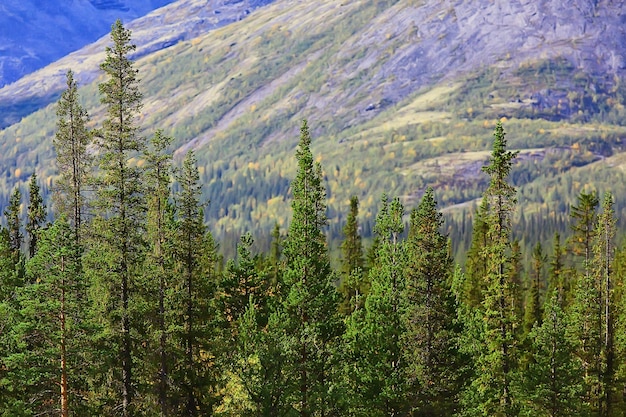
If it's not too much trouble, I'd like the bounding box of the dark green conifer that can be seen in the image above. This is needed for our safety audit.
[403,187,461,415]
[87,19,146,416]
[339,195,366,315]
[53,69,92,239]
[282,120,342,417]
[26,174,47,258]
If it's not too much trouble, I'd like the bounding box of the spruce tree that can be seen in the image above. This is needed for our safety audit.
[87,19,146,416]
[403,187,461,415]
[464,199,489,307]
[53,69,92,239]
[344,195,407,416]
[5,187,22,256]
[592,192,616,417]
[522,290,587,417]
[465,122,520,416]
[570,191,599,274]
[523,242,545,335]
[171,150,219,416]
[282,120,341,417]
[144,129,174,416]
[547,232,566,306]
[7,218,85,416]
[338,195,366,315]
[26,173,47,258]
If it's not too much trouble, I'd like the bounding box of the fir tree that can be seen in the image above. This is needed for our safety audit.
[5,187,22,256]
[464,199,489,307]
[87,19,146,416]
[144,129,174,416]
[465,122,520,416]
[403,187,461,415]
[171,150,219,416]
[26,173,47,258]
[53,69,92,239]
[521,290,587,417]
[344,195,407,416]
[282,120,342,417]
[523,242,545,335]
[592,192,616,417]
[547,232,566,306]
[7,218,85,416]
[339,195,365,315]
[570,191,599,274]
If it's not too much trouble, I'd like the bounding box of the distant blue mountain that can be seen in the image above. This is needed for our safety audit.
[0,0,175,87]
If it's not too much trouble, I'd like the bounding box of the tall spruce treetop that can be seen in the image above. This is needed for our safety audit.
[53,69,92,238]
[283,119,341,417]
[466,121,520,416]
[403,187,460,415]
[99,19,142,152]
[570,190,599,272]
[89,19,145,416]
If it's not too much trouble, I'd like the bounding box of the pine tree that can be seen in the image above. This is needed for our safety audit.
[338,195,366,315]
[26,173,47,258]
[344,195,407,416]
[171,150,219,416]
[87,19,146,416]
[53,69,92,239]
[282,120,342,417]
[403,187,461,415]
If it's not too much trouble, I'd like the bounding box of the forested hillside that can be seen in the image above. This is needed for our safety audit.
[3,20,626,416]
[0,0,626,261]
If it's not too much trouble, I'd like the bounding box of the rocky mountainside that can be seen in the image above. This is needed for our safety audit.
[0,0,274,127]
[0,0,178,88]
[1,0,626,239]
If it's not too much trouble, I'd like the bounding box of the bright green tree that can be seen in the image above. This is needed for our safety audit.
[344,195,407,416]
[464,122,520,416]
[464,199,489,307]
[5,218,85,417]
[523,242,545,336]
[282,120,342,417]
[143,129,174,416]
[521,290,587,417]
[5,187,23,256]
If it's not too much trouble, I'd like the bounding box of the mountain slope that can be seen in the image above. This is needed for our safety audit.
[0,0,179,88]
[1,0,626,241]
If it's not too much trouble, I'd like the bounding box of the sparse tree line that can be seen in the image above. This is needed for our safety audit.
[2,20,626,417]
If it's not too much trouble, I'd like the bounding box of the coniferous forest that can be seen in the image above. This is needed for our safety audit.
[4,20,626,417]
